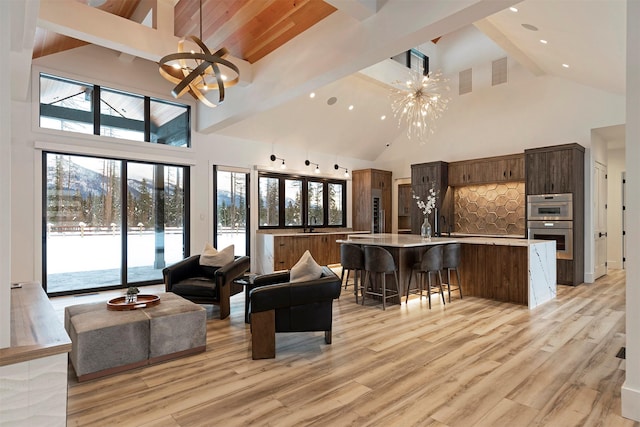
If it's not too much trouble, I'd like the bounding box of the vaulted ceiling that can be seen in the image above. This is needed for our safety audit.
[33,0,337,63]
[19,0,627,161]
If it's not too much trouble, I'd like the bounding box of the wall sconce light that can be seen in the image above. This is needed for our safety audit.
[305,159,320,174]
[270,154,286,169]
[334,164,349,178]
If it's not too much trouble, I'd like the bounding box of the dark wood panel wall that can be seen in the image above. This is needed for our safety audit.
[459,244,528,305]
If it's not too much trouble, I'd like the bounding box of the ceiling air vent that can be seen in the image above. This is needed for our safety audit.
[492,57,508,86]
[459,68,472,95]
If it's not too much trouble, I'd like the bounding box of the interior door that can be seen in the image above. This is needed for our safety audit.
[594,161,607,279]
[623,172,627,269]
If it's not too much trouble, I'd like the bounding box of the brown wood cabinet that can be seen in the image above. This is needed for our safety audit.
[397,184,411,233]
[410,161,449,235]
[502,154,525,181]
[448,161,484,186]
[525,143,585,285]
[270,233,349,272]
[459,244,528,305]
[448,153,525,186]
[352,169,392,232]
[525,145,582,195]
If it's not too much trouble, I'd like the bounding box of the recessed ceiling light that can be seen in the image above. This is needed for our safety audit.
[348,105,354,111]
[562,63,570,68]
[309,92,316,98]
[380,115,386,120]
[540,39,548,44]
[509,6,518,12]
[521,23,538,31]
[327,96,337,106]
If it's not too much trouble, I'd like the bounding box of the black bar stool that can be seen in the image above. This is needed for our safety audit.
[362,245,400,310]
[406,245,445,309]
[443,243,463,302]
[340,243,365,303]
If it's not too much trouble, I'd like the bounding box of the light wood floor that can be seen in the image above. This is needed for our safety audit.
[51,269,638,426]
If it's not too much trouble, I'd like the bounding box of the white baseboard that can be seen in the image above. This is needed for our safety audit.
[622,382,640,422]
[608,261,624,270]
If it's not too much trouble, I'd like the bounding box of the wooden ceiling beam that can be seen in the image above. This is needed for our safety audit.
[37,0,252,85]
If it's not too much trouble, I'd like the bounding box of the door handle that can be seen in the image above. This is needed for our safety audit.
[599,232,608,238]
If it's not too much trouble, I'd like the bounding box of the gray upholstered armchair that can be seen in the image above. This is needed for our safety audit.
[248,266,342,359]
[163,255,250,319]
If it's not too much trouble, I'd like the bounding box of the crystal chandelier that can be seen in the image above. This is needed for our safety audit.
[158,0,239,108]
[390,70,449,141]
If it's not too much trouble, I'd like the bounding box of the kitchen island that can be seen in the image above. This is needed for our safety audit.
[256,230,369,274]
[339,234,556,309]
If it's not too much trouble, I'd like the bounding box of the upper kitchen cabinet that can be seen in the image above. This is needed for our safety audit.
[352,169,392,232]
[448,161,482,186]
[448,154,525,186]
[498,154,525,182]
[525,144,585,195]
[411,161,448,235]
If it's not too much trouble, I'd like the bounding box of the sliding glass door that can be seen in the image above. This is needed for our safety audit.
[43,152,188,295]
[126,162,186,283]
[214,167,249,256]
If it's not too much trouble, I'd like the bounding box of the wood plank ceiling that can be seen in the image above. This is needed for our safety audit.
[33,0,337,64]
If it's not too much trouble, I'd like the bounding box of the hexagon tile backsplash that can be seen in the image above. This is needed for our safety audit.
[454,182,526,236]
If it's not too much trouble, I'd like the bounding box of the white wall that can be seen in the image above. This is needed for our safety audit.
[622,0,640,420]
[607,146,625,269]
[9,45,376,282]
[379,65,625,175]
[0,1,12,348]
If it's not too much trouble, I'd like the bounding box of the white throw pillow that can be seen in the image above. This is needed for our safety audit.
[290,250,323,283]
[199,243,235,267]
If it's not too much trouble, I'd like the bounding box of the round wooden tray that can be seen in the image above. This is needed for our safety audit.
[107,294,161,311]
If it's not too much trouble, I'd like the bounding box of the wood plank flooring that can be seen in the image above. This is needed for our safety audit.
[50,269,638,426]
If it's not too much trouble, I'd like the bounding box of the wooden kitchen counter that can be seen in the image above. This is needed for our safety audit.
[256,230,369,274]
[338,234,556,309]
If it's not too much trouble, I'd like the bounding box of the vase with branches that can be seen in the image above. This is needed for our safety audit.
[412,186,438,239]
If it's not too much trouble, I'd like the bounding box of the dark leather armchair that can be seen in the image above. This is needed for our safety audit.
[248,266,341,359]
[163,255,250,319]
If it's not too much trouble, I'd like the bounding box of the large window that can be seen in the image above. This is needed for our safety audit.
[39,73,190,147]
[258,172,346,229]
[259,176,280,227]
[43,152,189,295]
[215,168,249,256]
[285,179,303,226]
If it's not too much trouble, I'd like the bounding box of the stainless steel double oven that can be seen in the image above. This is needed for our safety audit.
[527,193,573,260]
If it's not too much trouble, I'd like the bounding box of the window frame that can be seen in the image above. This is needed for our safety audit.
[39,73,191,147]
[258,171,347,229]
[42,150,191,297]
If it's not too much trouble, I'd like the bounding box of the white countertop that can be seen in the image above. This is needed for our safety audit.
[341,234,457,247]
[340,233,550,248]
[459,237,549,247]
[450,232,526,239]
[258,230,369,237]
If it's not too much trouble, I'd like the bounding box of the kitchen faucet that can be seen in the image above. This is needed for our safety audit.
[441,215,448,236]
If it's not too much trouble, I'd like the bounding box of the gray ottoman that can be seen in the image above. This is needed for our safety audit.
[65,304,149,381]
[144,292,207,362]
[64,292,206,382]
